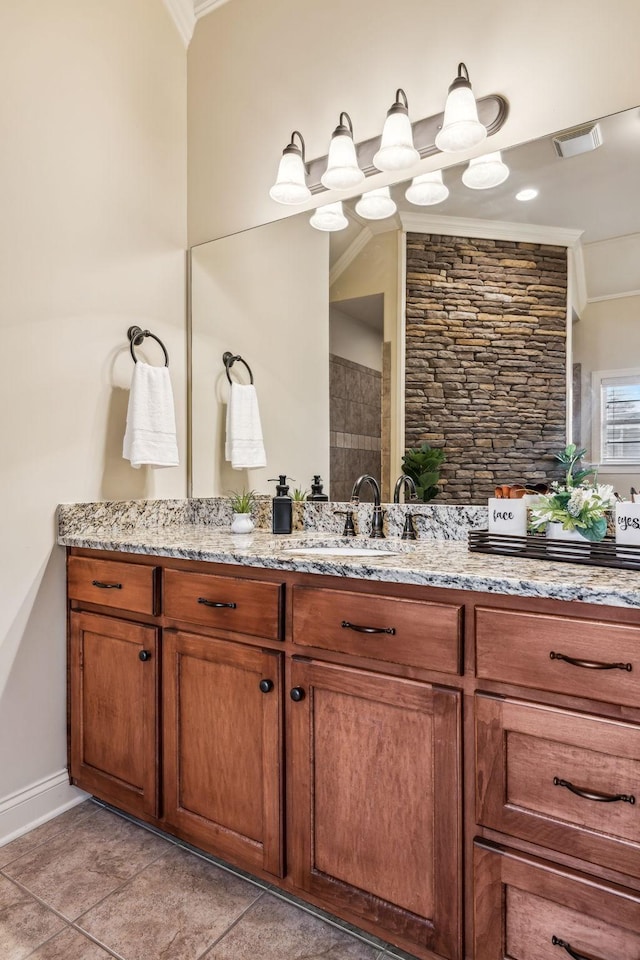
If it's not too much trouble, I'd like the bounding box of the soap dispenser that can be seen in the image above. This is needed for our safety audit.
[269,475,293,534]
[309,475,329,502]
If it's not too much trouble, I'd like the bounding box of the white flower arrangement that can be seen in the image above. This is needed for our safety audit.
[529,445,615,542]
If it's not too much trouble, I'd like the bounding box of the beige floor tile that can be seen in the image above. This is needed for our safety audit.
[3,807,170,920]
[77,845,262,960]
[28,926,117,959]
[204,894,383,960]
[0,874,66,960]
[0,801,98,869]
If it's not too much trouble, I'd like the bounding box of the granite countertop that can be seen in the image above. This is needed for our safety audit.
[58,511,640,610]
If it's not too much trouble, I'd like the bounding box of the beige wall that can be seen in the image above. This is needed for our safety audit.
[573,293,640,491]
[191,215,329,497]
[188,0,640,244]
[0,0,187,840]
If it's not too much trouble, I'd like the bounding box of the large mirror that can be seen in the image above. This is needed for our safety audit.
[190,105,640,503]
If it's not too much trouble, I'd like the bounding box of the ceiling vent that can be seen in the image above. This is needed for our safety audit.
[552,122,602,159]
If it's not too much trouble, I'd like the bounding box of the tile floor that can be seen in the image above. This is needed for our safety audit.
[0,800,416,960]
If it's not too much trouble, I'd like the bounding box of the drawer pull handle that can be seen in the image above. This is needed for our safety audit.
[259,679,274,694]
[197,598,237,609]
[139,650,152,662]
[91,580,122,590]
[552,936,605,960]
[553,777,635,805]
[290,687,305,702]
[341,620,396,636]
[550,651,632,671]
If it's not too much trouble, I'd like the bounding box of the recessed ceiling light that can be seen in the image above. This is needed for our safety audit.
[515,188,538,202]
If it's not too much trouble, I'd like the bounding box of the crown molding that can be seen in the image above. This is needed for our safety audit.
[162,0,196,45]
[194,0,233,18]
[399,212,584,249]
[587,288,640,303]
[329,227,373,287]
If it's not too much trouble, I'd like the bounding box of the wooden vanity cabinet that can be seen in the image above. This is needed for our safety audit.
[162,629,284,877]
[69,610,159,819]
[288,657,462,960]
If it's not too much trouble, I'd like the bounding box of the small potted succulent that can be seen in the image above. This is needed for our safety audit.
[529,444,615,542]
[229,489,257,534]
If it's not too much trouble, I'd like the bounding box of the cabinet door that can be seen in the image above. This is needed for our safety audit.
[69,611,158,818]
[163,630,284,877]
[288,658,462,960]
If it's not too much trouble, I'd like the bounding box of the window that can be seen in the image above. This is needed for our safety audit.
[592,369,640,465]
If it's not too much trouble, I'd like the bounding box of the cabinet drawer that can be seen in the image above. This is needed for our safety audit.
[474,842,640,960]
[476,694,640,878]
[164,569,283,640]
[292,585,462,674]
[476,606,640,707]
[68,556,156,615]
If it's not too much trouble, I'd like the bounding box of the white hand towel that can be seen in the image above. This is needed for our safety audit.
[225,382,267,470]
[123,361,179,469]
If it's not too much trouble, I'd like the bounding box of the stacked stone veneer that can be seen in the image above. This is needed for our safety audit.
[405,233,567,504]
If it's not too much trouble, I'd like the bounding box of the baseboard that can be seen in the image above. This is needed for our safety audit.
[0,769,89,847]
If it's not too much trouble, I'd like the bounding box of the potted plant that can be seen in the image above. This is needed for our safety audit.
[229,489,257,534]
[401,443,445,502]
[529,444,615,542]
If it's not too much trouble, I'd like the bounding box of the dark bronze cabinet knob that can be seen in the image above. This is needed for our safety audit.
[290,686,305,702]
[259,679,274,693]
[139,650,152,662]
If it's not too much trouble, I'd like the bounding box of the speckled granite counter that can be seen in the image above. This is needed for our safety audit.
[57,500,640,610]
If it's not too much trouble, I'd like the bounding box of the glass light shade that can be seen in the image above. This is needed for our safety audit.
[405,171,449,206]
[373,112,420,172]
[309,201,349,232]
[462,151,509,189]
[269,151,311,204]
[435,85,487,153]
[355,187,397,220]
[321,133,364,190]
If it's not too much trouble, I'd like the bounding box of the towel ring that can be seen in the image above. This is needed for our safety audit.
[223,351,254,384]
[128,326,169,367]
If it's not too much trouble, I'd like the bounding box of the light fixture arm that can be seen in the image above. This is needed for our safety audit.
[285,130,306,163]
[333,112,355,138]
[306,92,508,194]
[389,88,410,116]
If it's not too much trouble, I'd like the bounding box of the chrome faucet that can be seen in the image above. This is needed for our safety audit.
[393,475,418,503]
[350,474,385,539]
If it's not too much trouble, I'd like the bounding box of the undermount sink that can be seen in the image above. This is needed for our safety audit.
[282,545,401,557]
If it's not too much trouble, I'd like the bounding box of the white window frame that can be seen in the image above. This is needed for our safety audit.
[591,367,640,470]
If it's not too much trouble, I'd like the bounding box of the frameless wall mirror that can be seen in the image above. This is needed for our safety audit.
[189,105,640,502]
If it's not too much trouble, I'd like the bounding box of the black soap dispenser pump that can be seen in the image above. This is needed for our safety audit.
[270,475,293,534]
[309,475,329,502]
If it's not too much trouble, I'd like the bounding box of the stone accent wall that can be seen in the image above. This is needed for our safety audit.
[405,233,567,504]
[330,354,382,502]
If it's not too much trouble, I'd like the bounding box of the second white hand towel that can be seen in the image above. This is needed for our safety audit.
[225,382,267,469]
[123,361,179,468]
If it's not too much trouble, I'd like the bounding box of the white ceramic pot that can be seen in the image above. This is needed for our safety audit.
[231,513,254,534]
[546,521,589,542]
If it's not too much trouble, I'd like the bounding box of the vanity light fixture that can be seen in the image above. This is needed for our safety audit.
[434,62,487,153]
[372,89,420,172]
[355,187,397,220]
[309,200,349,231]
[269,131,311,204]
[320,112,365,191]
[462,150,509,189]
[405,170,449,206]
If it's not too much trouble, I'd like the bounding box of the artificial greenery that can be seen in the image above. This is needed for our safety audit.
[292,488,307,502]
[401,443,445,502]
[529,444,614,542]
[229,489,257,514]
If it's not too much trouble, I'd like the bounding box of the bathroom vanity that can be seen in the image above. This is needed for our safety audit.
[60,509,640,960]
